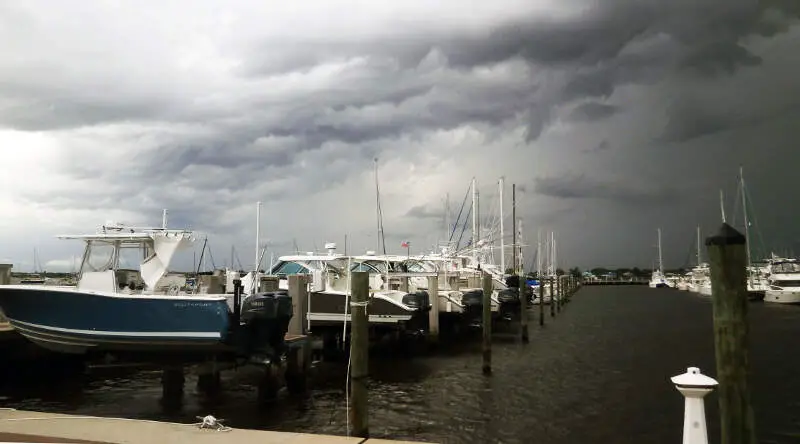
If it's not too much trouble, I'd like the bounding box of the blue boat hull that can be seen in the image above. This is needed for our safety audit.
[0,286,231,355]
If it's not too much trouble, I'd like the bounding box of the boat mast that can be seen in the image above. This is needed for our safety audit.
[536,229,542,277]
[550,231,555,275]
[696,226,701,265]
[471,177,478,265]
[740,166,752,268]
[500,177,506,274]
[255,201,262,273]
[374,158,386,255]
[444,193,450,250]
[657,228,663,273]
[518,217,524,275]
[552,231,557,275]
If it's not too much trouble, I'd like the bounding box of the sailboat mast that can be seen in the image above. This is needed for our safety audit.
[444,193,450,246]
[740,166,752,267]
[657,228,663,273]
[536,229,542,276]
[255,201,262,273]
[696,226,701,265]
[518,218,524,275]
[471,177,478,264]
[374,158,386,254]
[553,232,557,274]
[500,177,506,274]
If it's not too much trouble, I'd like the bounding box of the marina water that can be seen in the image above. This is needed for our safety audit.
[2,286,798,443]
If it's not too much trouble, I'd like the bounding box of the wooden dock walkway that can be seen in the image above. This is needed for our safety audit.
[0,409,431,444]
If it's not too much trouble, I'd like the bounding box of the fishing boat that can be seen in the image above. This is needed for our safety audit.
[0,217,293,360]
[268,247,431,333]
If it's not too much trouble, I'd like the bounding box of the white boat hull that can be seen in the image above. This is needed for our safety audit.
[764,290,800,304]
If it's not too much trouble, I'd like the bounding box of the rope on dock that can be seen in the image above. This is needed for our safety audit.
[193,415,232,432]
[0,408,232,432]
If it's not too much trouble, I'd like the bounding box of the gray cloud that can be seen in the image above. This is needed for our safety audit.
[568,103,619,122]
[582,140,611,154]
[534,174,685,206]
[0,0,799,271]
[405,205,445,220]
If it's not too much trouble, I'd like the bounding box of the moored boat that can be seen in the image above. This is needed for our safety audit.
[0,219,292,362]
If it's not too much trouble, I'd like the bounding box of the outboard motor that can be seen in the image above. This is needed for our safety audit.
[402,291,431,311]
[496,288,520,321]
[239,290,294,362]
[505,274,520,288]
[460,289,484,327]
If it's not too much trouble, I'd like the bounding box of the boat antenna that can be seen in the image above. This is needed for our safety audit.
[374,157,387,255]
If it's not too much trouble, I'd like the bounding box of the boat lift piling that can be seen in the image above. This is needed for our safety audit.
[539,279,546,326]
[556,276,562,313]
[285,274,310,394]
[427,275,440,342]
[706,223,757,444]
[349,271,370,438]
[481,272,492,376]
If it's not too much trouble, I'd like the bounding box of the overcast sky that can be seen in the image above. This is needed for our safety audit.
[1,0,798,272]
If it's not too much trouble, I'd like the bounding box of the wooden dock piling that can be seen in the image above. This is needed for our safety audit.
[550,275,563,315]
[288,274,308,337]
[519,277,529,343]
[706,223,757,444]
[349,271,370,438]
[427,275,440,342]
[539,279,545,326]
[481,272,492,375]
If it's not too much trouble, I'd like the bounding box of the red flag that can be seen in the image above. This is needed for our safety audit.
[401,241,409,248]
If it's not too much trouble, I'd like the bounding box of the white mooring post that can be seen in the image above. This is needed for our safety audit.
[671,366,718,444]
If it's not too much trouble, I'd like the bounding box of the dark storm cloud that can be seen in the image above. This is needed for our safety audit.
[582,140,611,154]
[3,0,800,270]
[567,102,619,122]
[534,174,684,206]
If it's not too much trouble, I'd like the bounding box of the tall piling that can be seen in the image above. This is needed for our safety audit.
[706,223,757,444]
[349,271,370,438]
[481,272,492,376]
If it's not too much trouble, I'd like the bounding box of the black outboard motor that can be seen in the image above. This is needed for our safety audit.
[461,289,484,327]
[496,288,520,321]
[239,290,294,362]
[402,291,431,311]
[505,274,520,288]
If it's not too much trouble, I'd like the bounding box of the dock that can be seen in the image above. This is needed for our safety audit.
[0,409,430,444]
[581,279,648,286]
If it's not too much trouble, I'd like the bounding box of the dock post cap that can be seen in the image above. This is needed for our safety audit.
[671,366,718,390]
[705,223,745,247]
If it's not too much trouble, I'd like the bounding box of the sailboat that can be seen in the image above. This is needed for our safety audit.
[736,168,767,301]
[20,248,46,285]
[648,229,669,288]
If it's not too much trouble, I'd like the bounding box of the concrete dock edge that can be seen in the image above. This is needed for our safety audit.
[0,409,432,444]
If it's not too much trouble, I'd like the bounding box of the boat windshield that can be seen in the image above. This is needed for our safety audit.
[405,260,435,272]
[351,261,384,274]
[771,262,800,274]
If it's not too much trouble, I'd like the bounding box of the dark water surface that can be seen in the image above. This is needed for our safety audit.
[2,286,799,443]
